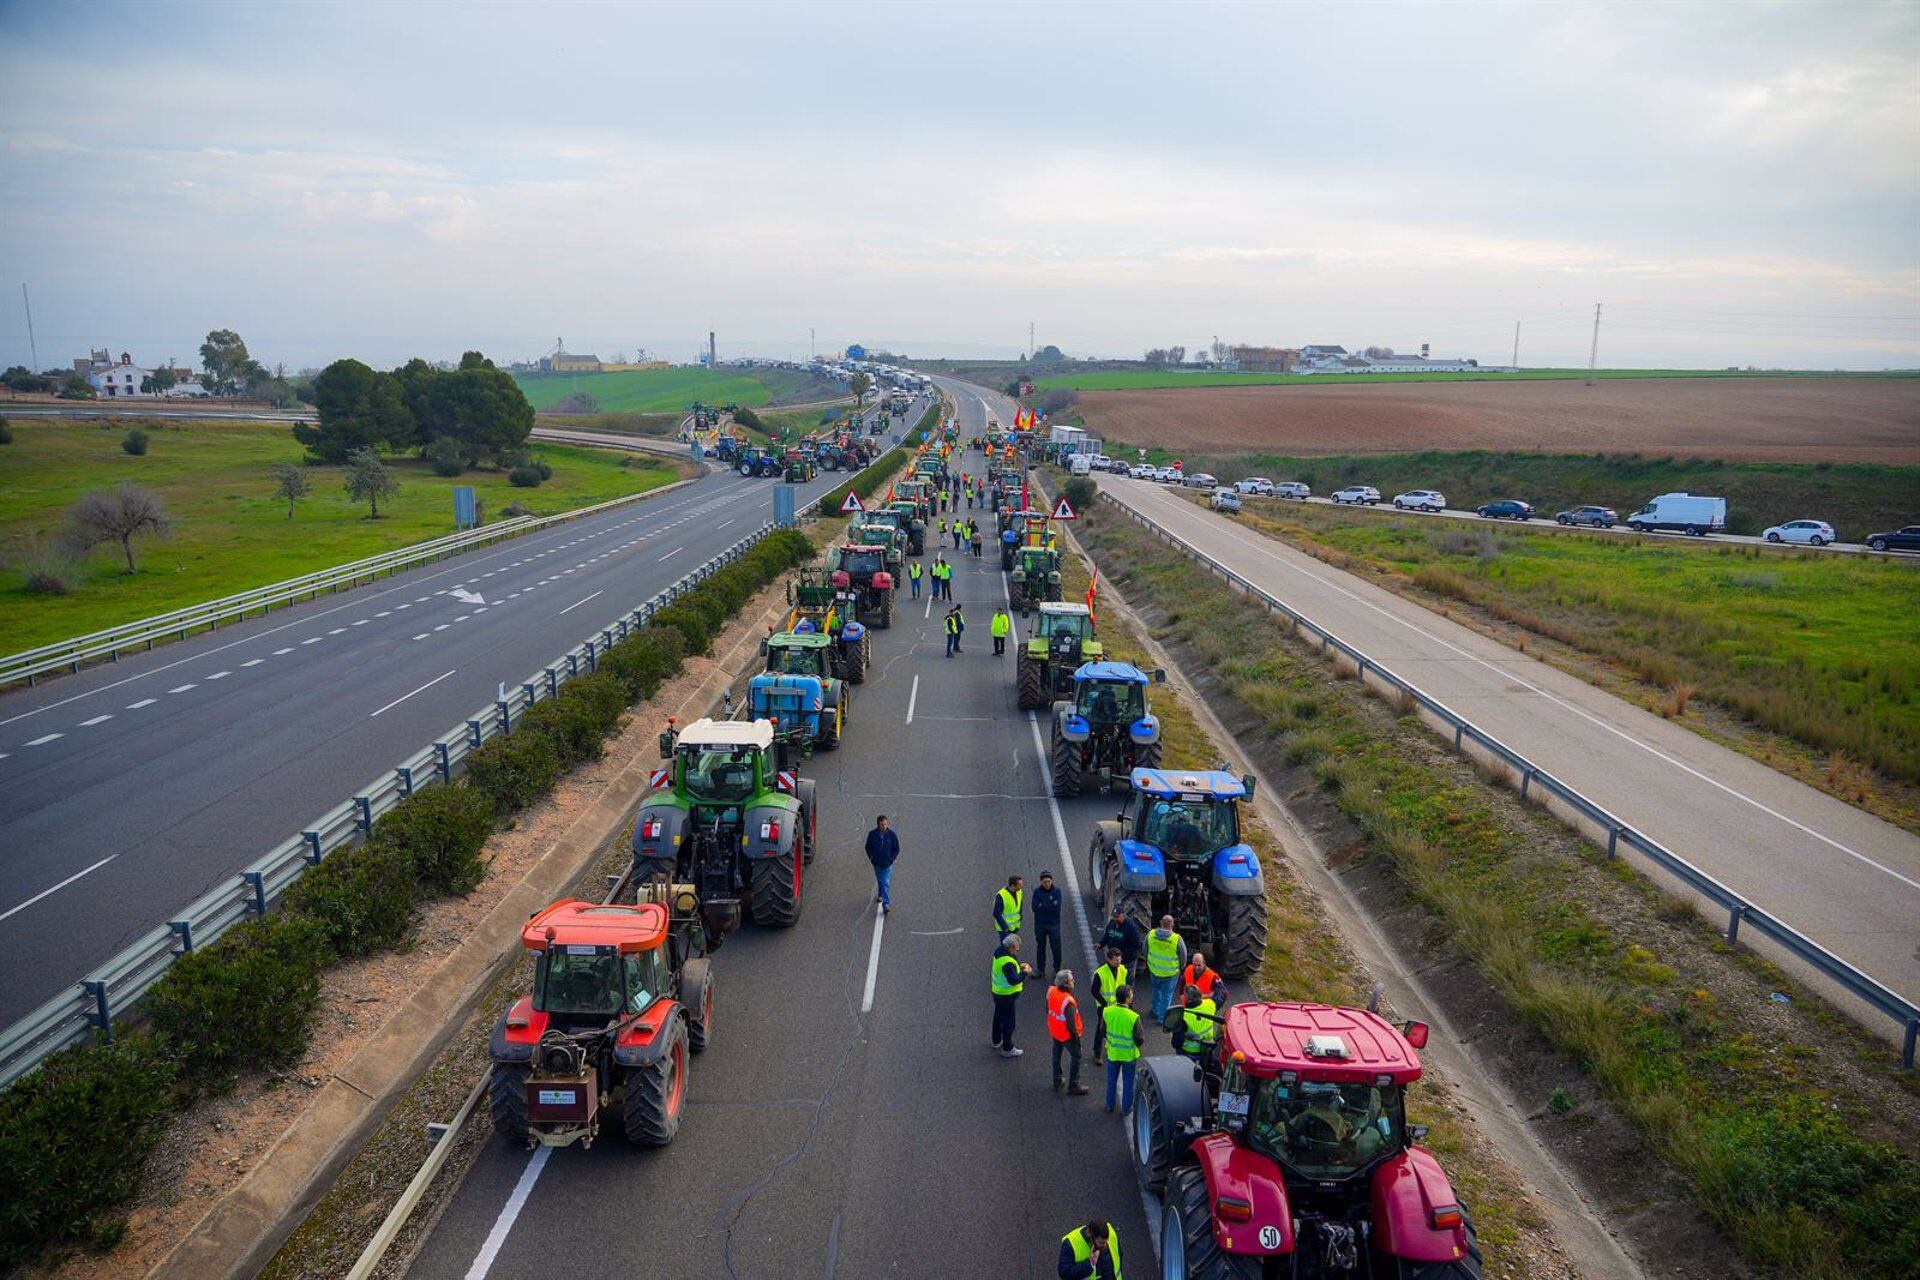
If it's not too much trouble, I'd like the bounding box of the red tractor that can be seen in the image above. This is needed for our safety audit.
[830,542,895,629]
[488,895,713,1150]
[1133,1001,1481,1279]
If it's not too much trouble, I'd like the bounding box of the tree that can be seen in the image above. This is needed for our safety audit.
[344,447,399,517]
[295,359,414,462]
[67,484,170,573]
[850,372,871,406]
[1210,339,1231,364]
[396,352,532,465]
[200,329,264,397]
[140,367,180,396]
[427,436,466,476]
[1168,345,1187,366]
[1143,348,1171,367]
[1032,344,1066,364]
[1364,346,1396,359]
[58,371,94,399]
[269,461,311,518]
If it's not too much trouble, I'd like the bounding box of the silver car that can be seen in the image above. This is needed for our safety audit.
[1274,481,1311,500]
[1393,489,1447,512]
[1331,486,1381,505]
[1210,490,1242,514]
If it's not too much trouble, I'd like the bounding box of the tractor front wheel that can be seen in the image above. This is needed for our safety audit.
[488,1062,530,1144]
[622,1016,689,1147]
[1221,894,1268,979]
[1016,653,1045,709]
[1163,1165,1262,1279]
[1133,1067,1172,1192]
[1050,724,1083,798]
[749,849,802,927]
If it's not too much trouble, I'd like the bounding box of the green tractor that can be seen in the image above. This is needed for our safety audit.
[783,447,817,483]
[1009,544,1063,614]
[880,501,926,556]
[783,568,871,684]
[634,717,818,938]
[1017,601,1102,710]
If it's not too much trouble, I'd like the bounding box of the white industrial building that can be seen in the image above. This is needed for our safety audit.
[1293,343,1486,375]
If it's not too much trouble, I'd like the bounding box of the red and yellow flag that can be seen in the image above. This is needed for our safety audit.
[1085,566,1098,624]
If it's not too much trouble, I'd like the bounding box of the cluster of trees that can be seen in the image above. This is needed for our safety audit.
[2,366,94,399]
[292,351,534,469]
[1143,346,1188,367]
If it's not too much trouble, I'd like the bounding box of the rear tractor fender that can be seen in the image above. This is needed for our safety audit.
[633,803,691,869]
[1370,1146,1473,1265]
[613,999,687,1068]
[1191,1131,1295,1258]
[741,799,804,859]
[1210,844,1265,898]
[1054,703,1091,744]
[1113,839,1169,895]
[1128,714,1161,745]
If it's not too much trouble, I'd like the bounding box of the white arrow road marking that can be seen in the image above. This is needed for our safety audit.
[450,586,487,606]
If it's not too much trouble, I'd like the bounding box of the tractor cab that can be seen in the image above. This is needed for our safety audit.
[763,631,830,677]
[784,568,872,683]
[525,900,676,1030]
[1030,602,1099,664]
[661,718,782,803]
[1019,511,1055,549]
[1121,768,1250,864]
[752,631,846,753]
[1069,661,1158,725]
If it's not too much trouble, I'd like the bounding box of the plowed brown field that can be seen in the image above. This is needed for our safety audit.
[1079,377,1920,462]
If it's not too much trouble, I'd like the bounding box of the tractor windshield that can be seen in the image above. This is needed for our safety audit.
[1139,798,1238,858]
[534,947,624,1019]
[1246,1078,1406,1179]
[768,644,824,676]
[681,747,760,803]
[842,549,884,575]
[1077,681,1144,724]
[1039,612,1088,643]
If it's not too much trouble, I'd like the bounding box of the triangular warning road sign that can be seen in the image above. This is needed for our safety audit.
[839,491,865,514]
[1051,495,1078,520]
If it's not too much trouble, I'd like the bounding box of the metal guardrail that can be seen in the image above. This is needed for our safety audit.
[1099,490,1920,1067]
[0,520,776,1089]
[1,484,691,688]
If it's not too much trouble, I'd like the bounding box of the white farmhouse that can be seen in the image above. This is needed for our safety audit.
[78,349,208,398]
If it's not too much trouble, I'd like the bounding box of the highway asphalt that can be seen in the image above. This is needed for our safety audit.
[1090,468,1920,1020]
[0,410,923,1027]
[403,393,1164,1280]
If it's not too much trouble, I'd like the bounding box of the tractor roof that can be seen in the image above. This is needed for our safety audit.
[522,900,669,954]
[1074,661,1150,684]
[769,631,832,648]
[840,543,885,553]
[678,717,775,749]
[1036,601,1090,617]
[1129,768,1246,800]
[1223,1002,1422,1083]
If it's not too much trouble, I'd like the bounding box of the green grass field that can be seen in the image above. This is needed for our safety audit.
[512,366,839,414]
[1229,498,1920,791]
[1137,448,1920,539]
[0,419,680,650]
[1037,368,1920,392]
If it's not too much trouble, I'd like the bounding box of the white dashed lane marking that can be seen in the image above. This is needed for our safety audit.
[168,684,195,694]
[26,733,62,746]
[79,715,112,726]
[274,647,294,655]
[127,699,155,709]
[242,659,264,667]
[205,671,230,680]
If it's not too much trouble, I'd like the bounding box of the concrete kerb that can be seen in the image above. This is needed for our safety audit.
[148,575,800,1280]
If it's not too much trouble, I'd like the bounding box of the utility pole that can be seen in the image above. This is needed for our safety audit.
[1585,303,1601,386]
[21,284,38,371]
[1028,321,1035,360]
[1512,320,1520,371]
[810,327,815,360]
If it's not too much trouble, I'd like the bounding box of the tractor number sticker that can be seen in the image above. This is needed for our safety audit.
[1219,1091,1250,1115]
[1258,1226,1283,1250]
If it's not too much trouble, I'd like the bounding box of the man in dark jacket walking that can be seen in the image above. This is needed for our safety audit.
[1095,904,1144,977]
[1031,871,1064,978]
[864,814,899,912]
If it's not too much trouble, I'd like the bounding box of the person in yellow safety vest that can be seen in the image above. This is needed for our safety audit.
[1058,1218,1121,1280]
[1167,983,1219,1058]
[992,874,1025,937]
[907,557,923,600]
[990,607,1011,656]
[1144,915,1188,1022]
[1102,984,1145,1114]
[991,934,1036,1057]
[1046,970,1089,1095]
[1089,947,1128,1064]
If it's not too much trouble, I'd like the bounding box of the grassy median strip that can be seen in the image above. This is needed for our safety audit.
[0,529,813,1271]
[1219,495,1920,822]
[1068,492,1920,1280]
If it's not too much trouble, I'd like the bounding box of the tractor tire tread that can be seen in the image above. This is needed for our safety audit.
[488,1062,529,1144]
[748,851,802,927]
[621,1017,687,1146]
[1222,893,1268,979]
[1166,1165,1262,1278]
[1050,724,1083,798]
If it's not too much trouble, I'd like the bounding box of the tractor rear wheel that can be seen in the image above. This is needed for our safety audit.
[1163,1165,1262,1279]
[877,589,893,629]
[488,1062,529,1144]
[845,636,868,685]
[748,848,802,927]
[622,1016,689,1147]
[1393,1214,1483,1279]
[1010,579,1029,613]
[1016,653,1045,709]
[1133,739,1163,771]
[1114,889,1153,936]
[1221,894,1268,979]
[1050,723,1083,798]
[819,706,841,750]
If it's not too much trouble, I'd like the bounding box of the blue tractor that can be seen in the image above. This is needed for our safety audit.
[751,631,849,753]
[1048,661,1165,797]
[1087,768,1269,978]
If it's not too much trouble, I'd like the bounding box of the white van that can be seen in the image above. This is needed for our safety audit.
[1068,454,1093,476]
[1626,492,1727,536]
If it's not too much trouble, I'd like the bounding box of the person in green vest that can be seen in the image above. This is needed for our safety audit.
[1144,915,1188,1021]
[992,874,1025,936]
[908,557,923,600]
[1102,984,1145,1114]
[990,607,1011,656]
[991,934,1036,1058]
[1089,947,1128,1065]
[1057,1218,1121,1280]
[1167,982,1219,1059]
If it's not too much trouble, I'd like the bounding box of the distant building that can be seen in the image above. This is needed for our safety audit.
[1230,345,1299,373]
[543,349,603,373]
[78,350,206,398]
[1293,343,1484,375]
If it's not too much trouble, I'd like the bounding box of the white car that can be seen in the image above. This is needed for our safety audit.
[1210,490,1242,513]
[1393,490,1447,512]
[1331,486,1381,505]
[1153,466,1181,483]
[1763,519,1836,546]
[1236,477,1274,495]
[1129,464,1154,479]
[1185,473,1218,489]
[1274,481,1311,500]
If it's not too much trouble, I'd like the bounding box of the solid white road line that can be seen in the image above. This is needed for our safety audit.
[557,589,604,617]
[0,855,117,923]
[861,906,886,1013]
[369,668,458,718]
[905,675,920,724]
[463,1145,550,1280]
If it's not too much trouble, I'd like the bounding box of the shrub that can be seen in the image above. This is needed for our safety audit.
[464,730,562,814]
[1062,475,1096,512]
[509,464,545,488]
[18,533,78,596]
[427,435,466,477]
[500,500,532,518]
[375,782,493,895]
[600,627,687,702]
[281,840,417,958]
[0,416,12,444]
[145,914,330,1092]
[652,598,721,655]
[518,676,623,768]
[121,429,149,456]
[0,1033,178,1265]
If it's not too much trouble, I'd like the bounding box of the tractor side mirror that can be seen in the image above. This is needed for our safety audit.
[1402,1019,1430,1049]
[1241,773,1257,800]
[657,732,675,759]
[722,690,735,717]
[1152,668,1167,683]
[1408,1124,1429,1143]
[759,637,769,655]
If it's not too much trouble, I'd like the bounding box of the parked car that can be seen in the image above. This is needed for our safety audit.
[1762,519,1836,546]
[1626,492,1727,536]
[1273,481,1311,500]
[1236,477,1274,495]
[1184,472,1218,489]
[1392,489,1446,512]
[1330,485,1381,505]
[1556,505,1617,528]
[1476,500,1533,520]
[1128,464,1154,479]
[1865,525,1920,552]
[1210,489,1242,514]
[1153,466,1181,483]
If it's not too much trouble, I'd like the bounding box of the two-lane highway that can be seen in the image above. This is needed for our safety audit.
[0,413,921,1026]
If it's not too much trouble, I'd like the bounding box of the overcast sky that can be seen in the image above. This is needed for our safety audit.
[2,0,1916,371]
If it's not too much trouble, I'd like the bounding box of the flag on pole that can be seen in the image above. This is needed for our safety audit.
[1085,566,1098,624]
